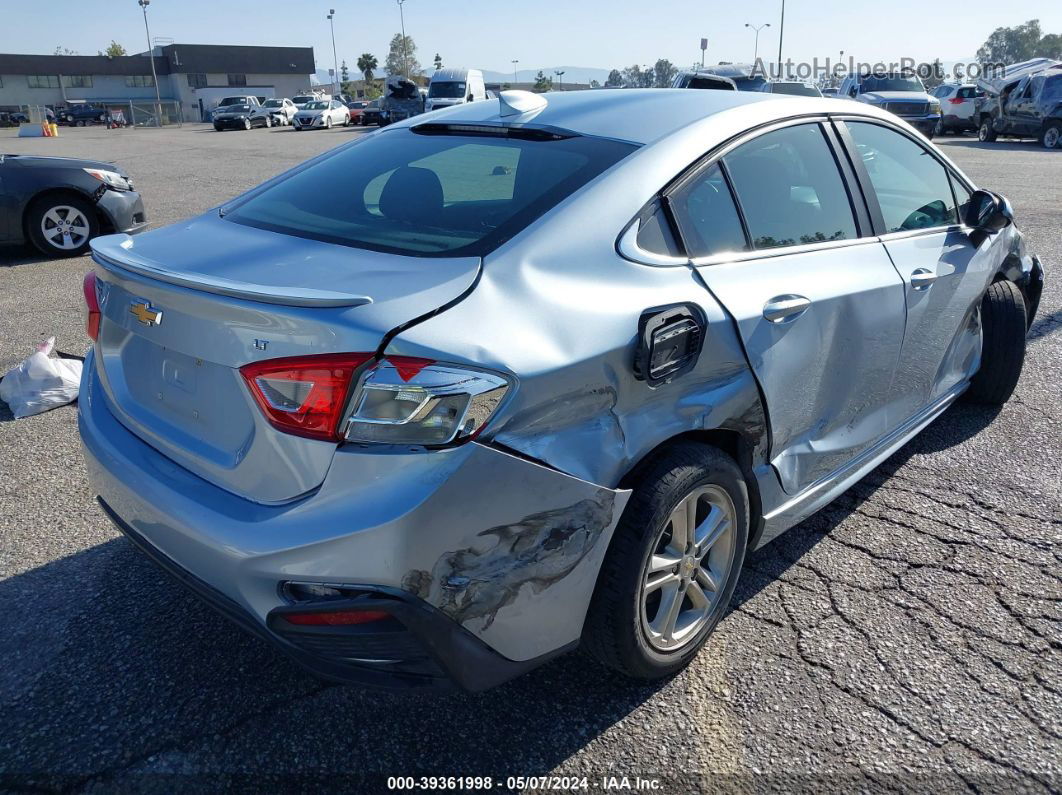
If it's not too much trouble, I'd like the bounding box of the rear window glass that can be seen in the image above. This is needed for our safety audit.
[225,128,636,256]
[771,83,820,96]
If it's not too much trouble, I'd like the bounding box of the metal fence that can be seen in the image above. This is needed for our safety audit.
[10,100,184,128]
[122,101,183,128]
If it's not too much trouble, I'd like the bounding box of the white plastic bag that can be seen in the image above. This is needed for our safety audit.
[0,337,83,419]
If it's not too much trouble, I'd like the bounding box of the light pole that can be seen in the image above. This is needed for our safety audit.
[744,23,770,67]
[396,0,409,79]
[776,0,786,80]
[511,59,519,88]
[137,0,163,125]
[554,70,565,91]
[326,9,339,97]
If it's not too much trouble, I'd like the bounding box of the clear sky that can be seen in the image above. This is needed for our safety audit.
[1,0,1059,77]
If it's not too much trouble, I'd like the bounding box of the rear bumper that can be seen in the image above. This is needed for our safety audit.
[99,497,571,690]
[97,189,147,235]
[79,354,629,690]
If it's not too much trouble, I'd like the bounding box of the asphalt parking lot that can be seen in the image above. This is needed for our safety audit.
[0,123,1059,792]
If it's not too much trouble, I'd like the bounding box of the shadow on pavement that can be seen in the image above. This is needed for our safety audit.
[733,398,1001,609]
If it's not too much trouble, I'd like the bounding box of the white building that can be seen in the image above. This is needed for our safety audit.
[0,43,316,122]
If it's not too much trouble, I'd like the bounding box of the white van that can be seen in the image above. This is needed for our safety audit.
[425,68,486,112]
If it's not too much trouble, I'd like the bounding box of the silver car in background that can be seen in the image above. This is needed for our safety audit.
[292,99,351,130]
[80,89,1043,691]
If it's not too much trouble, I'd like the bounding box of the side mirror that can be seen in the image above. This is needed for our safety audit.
[965,189,1013,233]
[848,87,857,97]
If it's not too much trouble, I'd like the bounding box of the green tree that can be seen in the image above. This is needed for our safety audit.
[604,69,624,87]
[385,34,421,77]
[590,79,601,88]
[101,40,126,57]
[653,59,677,88]
[1037,33,1062,58]
[532,70,553,92]
[357,53,378,83]
[621,65,644,88]
[977,19,1061,64]
[434,53,443,70]
[53,45,78,55]
[341,60,349,82]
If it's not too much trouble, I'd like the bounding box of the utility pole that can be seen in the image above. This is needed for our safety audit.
[776,0,786,80]
[397,0,409,79]
[137,0,163,125]
[511,59,519,88]
[554,70,565,91]
[745,23,770,67]
[327,9,339,97]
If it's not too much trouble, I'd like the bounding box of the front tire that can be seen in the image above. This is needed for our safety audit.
[325,116,333,129]
[26,194,99,258]
[582,442,748,680]
[243,118,251,131]
[979,119,997,142]
[964,280,1027,405]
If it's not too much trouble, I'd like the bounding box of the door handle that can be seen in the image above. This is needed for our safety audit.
[910,268,938,290]
[762,294,811,324]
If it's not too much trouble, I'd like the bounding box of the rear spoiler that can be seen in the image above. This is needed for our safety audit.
[91,234,373,308]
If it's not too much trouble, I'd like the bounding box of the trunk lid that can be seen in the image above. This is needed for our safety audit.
[90,214,479,504]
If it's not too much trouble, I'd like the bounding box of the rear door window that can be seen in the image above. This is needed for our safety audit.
[845,121,958,232]
[225,129,636,256]
[669,163,748,257]
[722,123,858,249]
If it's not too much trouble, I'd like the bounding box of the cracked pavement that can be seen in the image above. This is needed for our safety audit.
[0,127,1059,792]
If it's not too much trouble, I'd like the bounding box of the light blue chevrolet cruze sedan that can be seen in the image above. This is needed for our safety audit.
[79,89,1043,690]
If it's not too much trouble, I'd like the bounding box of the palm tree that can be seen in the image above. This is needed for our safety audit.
[357,53,378,84]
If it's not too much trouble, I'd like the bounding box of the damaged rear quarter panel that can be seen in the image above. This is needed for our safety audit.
[382,189,770,492]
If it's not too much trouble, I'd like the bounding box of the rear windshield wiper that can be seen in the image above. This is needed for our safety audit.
[410,121,576,141]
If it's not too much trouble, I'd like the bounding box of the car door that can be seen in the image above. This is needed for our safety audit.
[0,163,11,241]
[839,119,996,423]
[675,121,908,495]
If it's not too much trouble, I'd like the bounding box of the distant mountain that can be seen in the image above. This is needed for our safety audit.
[311,65,614,86]
[480,66,611,85]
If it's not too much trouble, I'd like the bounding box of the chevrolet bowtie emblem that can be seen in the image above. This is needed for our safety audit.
[130,301,162,326]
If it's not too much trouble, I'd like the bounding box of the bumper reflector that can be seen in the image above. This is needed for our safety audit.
[284,609,391,626]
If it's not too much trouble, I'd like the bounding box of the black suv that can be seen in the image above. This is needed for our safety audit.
[977,66,1062,149]
[61,105,108,127]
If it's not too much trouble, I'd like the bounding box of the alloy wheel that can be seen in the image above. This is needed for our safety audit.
[1044,126,1060,149]
[639,484,737,651]
[40,205,90,251]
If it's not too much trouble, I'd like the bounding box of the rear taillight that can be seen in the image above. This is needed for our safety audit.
[82,271,100,341]
[240,353,373,442]
[344,359,510,445]
[948,98,964,105]
[241,353,511,446]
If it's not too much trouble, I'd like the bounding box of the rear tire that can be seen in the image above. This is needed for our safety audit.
[582,442,748,680]
[979,119,997,142]
[964,280,1027,405]
[1040,121,1061,149]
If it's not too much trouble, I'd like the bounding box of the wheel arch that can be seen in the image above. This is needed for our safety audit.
[22,186,113,238]
[617,427,766,552]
